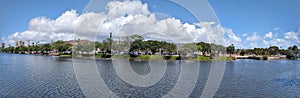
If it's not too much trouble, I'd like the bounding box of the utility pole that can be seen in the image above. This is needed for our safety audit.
[110,32,112,39]
[109,32,112,54]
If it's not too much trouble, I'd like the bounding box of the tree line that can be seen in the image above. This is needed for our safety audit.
[1,34,299,60]
[2,40,72,54]
[1,34,221,58]
[235,45,299,59]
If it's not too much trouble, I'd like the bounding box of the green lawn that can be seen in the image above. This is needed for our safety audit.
[59,54,72,57]
[197,56,211,61]
[136,55,164,60]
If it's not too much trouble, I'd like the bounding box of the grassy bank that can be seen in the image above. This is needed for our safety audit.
[59,53,72,57]
[198,56,211,61]
[59,54,72,57]
[95,54,111,58]
[136,55,164,60]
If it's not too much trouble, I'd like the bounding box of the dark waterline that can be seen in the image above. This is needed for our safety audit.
[0,53,299,97]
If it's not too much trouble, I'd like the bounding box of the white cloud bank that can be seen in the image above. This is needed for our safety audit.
[248,30,300,48]
[5,0,237,47]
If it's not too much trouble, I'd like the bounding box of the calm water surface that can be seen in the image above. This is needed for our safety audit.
[0,53,299,97]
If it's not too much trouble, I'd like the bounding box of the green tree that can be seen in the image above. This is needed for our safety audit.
[290,45,299,56]
[211,43,226,57]
[240,49,246,56]
[254,48,263,55]
[102,38,113,53]
[5,46,15,53]
[14,47,20,53]
[95,42,102,50]
[40,44,51,53]
[130,38,144,52]
[161,41,177,53]
[20,46,28,52]
[14,46,28,53]
[268,46,279,55]
[126,35,144,52]
[227,44,235,57]
[144,40,161,54]
[287,45,299,59]
[196,43,202,53]
[181,43,197,57]
[76,42,94,52]
[278,49,287,55]
[51,40,71,52]
[28,46,35,52]
[287,50,297,59]
[196,42,211,56]
[63,44,72,52]
[34,46,40,52]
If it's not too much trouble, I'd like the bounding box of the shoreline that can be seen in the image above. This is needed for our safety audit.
[2,52,296,61]
[234,55,288,60]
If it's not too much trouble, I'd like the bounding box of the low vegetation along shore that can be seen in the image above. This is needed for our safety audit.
[1,34,299,61]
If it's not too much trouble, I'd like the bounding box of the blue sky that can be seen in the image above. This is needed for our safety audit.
[0,0,299,48]
[0,0,89,37]
[209,0,300,38]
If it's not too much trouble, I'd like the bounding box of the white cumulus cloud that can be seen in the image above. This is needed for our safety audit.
[29,10,79,33]
[260,29,300,49]
[264,32,273,39]
[106,0,150,20]
[273,27,280,31]
[284,31,300,44]
[246,32,261,42]
[242,33,248,37]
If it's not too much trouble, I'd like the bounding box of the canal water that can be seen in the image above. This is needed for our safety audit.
[0,53,299,97]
